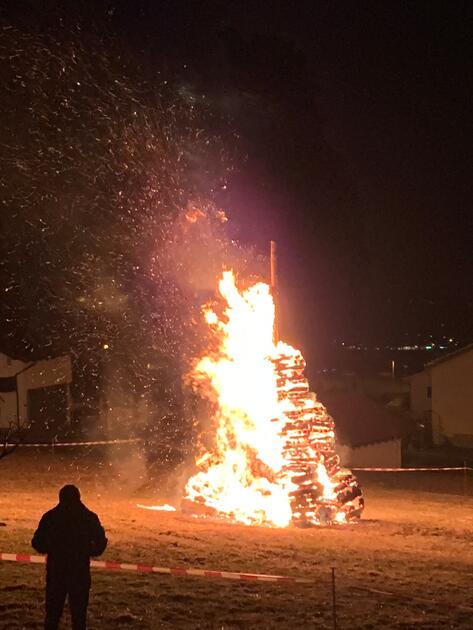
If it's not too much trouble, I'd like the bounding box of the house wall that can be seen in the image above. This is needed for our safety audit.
[0,353,72,427]
[430,349,473,447]
[409,370,431,418]
[339,439,402,468]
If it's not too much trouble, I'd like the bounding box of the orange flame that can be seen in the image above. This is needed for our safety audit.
[184,270,361,527]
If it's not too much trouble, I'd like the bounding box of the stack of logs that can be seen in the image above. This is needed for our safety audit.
[274,351,364,526]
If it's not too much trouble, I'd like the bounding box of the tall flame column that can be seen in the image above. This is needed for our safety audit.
[184,269,364,527]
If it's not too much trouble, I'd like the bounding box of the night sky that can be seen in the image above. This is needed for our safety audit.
[1,1,472,371]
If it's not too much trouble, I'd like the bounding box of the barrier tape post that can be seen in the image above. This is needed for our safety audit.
[331,567,337,630]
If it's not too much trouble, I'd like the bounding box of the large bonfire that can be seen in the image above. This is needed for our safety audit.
[184,270,364,527]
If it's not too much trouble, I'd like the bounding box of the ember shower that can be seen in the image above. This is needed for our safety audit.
[1,25,363,524]
[184,270,364,527]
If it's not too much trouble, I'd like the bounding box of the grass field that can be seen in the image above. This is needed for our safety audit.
[1,448,473,629]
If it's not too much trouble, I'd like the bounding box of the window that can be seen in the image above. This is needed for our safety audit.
[0,377,16,392]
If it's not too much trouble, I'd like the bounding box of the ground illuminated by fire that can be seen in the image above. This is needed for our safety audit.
[2,452,472,629]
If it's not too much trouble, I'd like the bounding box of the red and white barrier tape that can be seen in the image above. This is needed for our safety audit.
[4,438,141,448]
[5,440,472,472]
[0,552,314,584]
[352,466,473,472]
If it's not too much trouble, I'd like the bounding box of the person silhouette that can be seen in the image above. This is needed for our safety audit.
[32,485,107,630]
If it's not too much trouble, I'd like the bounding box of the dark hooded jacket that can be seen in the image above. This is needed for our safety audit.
[32,500,107,588]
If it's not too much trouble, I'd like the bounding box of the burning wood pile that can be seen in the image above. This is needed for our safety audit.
[183,270,364,527]
[275,352,363,525]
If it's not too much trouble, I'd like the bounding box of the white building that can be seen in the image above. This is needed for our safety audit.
[0,353,72,438]
[410,344,473,447]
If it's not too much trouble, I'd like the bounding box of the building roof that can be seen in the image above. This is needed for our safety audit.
[425,342,473,369]
[320,389,409,448]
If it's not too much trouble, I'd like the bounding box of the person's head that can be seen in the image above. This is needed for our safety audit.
[59,484,81,505]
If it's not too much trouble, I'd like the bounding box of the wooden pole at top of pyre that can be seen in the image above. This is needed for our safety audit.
[270,240,279,343]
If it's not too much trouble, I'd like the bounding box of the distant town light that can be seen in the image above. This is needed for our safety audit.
[103,343,109,350]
